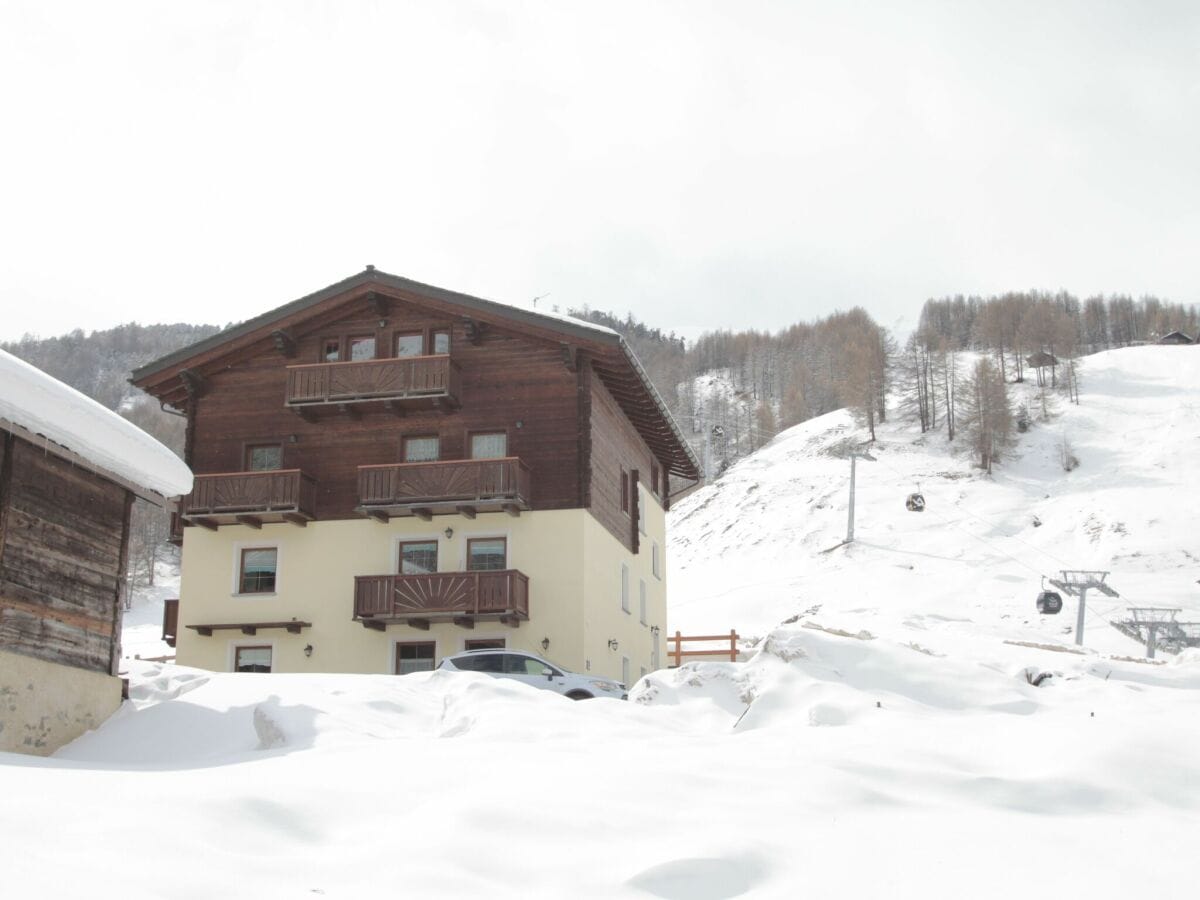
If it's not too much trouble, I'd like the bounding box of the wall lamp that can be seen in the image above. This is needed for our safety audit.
[541,637,550,651]
[650,625,660,637]
[444,527,454,539]
[607,639,619,651]
[303,644,313,658]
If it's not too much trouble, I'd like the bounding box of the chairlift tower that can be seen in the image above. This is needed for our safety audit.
[1048,570,1119,646]
[845,443,876,544]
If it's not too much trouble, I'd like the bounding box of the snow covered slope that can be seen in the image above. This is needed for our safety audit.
[2,345,1199,899]
[669,345,1200,656]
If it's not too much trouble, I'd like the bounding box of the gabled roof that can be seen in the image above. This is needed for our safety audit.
[131,267,700,479]
[1,349,192,502]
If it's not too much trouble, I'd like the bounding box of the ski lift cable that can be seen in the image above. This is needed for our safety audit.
[864,452,1143,629]
[867,449,1077,571]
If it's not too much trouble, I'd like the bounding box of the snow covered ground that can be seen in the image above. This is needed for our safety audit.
[3,345,1199,898]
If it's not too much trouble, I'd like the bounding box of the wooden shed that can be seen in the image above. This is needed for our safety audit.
[1157,331,1194,345]
[0,349,192,755]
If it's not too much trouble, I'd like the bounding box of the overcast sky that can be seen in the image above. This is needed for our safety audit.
[2,1,1198,342]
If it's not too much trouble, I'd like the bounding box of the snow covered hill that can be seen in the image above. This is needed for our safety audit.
[669,345,1200,657]
[3,345,1200,899]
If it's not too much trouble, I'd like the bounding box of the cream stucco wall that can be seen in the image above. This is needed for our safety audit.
[0,648,122,756]
[580,485,667,683]
[178,510,595,675]
[176,500,668,684]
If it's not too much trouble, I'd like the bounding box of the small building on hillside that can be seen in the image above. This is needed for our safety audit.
[1157,331,1194,345]
[131,267,701,685]
[1025,350,1060,387]
[0,349,192,755]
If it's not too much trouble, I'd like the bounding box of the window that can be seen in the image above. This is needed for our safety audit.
[398,541,437,576]
[349,335,376,361]
[467,538,507,571]
[652,541,661,579]
[621,563,630,613]
[621,656,630,687]
[638,487,646,535]
[245,444,283,471]
[403,435,440,463]
[621,470,629,513]
[239,548,277,594]
[640,666,647,680]
[504,654,557,676]
[395,642,436,675]
[454,650,503,671]
[394,332,423,358]
[470,432,507,459]
[464,638,505,652]
[639,579,647,625]
[235,646,272,673]
[431,330,451,355]
[322,338,340,362]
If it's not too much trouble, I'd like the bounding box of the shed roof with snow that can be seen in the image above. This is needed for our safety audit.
[0,349,193,503]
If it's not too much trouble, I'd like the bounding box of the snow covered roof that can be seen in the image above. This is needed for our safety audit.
[0,349,193,502]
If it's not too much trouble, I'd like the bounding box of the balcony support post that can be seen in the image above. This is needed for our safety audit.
[235,515,263,530]
[406,618,431,631]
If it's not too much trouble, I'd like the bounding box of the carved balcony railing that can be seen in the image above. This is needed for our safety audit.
[285,356,460,410]
[354,570,530,629]
[357,457,532,520]
[180,469,317,529]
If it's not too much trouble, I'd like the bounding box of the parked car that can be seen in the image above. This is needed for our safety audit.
[438,649,627,700]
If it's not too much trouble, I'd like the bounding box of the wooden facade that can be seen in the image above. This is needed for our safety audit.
[132,269,700,548]
[0,430,132,676]
[131,269,699,664]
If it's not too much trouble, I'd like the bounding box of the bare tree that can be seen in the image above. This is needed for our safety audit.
[961,357,1013,473]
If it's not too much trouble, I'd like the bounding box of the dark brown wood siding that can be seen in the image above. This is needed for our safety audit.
[189,306,582,520]
[0,434,130,674]
[588,376,662,551]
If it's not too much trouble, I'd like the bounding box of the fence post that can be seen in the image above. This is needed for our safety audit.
[674,630,682,667]
[729,629,738,662]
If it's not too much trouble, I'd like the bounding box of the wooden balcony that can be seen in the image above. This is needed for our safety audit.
[357,457,533,521]
[181,469,317,529]
[354,569,530,629]
[285,355,460,413]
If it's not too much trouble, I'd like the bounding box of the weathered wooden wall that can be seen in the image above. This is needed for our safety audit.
[0,433,130,674]
[189,300,583,520]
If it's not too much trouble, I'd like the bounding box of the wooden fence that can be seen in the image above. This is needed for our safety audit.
[667,629,740,667]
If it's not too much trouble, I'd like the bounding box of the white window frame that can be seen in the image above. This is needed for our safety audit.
[390,637,440,675]
[230,539,282,597]
[620,563,630,613]
[228,639,275,673]
[391,532,443,574]
[639,578,647,625]
[652,541,661,580]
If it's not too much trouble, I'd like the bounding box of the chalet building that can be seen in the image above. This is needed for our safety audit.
[0,349,192,755]
[132,268,701,684]
[1157,331,1194,345]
